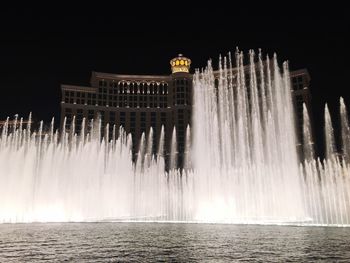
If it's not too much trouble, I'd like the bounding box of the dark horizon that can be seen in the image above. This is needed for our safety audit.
[0,3,349,156]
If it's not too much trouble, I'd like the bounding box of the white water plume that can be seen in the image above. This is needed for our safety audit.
[1,50,350,226]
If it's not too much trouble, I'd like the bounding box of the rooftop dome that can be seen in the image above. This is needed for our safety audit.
[170,54,191,74]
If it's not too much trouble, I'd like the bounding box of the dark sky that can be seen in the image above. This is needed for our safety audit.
[0,3,349,152]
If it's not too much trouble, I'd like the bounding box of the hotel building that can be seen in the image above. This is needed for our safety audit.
[60,54,312,166]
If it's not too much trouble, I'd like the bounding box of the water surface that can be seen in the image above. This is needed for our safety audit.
[1,223,350,262]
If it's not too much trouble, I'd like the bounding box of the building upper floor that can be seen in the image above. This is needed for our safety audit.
[60,54,310,110]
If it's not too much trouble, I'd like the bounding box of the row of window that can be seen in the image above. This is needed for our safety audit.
[97,79,190,89]
[292,75,305,90]
[64,91,169,100]
[65,109,168,124]
[64,95,169,108]
[64,109,191,130]
[64,85,190,100]
[98,80,169,94]
[98,85,169,95]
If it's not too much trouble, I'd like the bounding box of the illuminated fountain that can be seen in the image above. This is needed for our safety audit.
[191,50,306,223]
[0,50,350,225]
[300,100,350,225]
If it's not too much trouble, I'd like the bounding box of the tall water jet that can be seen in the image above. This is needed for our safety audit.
[300,99,350,226]
[340,97,350,163]
[157,126,165,163]
[191,50,306,223]
[183,125,192,171]
[0,117,172,223]
[324,104,337,160]
[170,127,177,171]
[302,103,315,161]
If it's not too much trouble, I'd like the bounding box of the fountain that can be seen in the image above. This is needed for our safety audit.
[1,50,350,226]
[191,50,306,224]
[300,100,350,226]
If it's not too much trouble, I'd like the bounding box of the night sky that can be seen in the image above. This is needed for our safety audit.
[0,3,349,154]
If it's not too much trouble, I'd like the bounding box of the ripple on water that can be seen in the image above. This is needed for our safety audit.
[0,223,350,262]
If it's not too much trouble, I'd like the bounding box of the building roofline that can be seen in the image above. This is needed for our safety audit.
[61,84,96,92]
[92,71,171,80]
[290,68,311,81]
[0,120,33,125]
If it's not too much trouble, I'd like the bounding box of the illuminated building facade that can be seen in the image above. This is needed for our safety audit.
[60,54,312,166]
[61,54,192,167]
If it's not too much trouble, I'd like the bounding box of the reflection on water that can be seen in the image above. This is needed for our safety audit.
[0,223,350,262]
